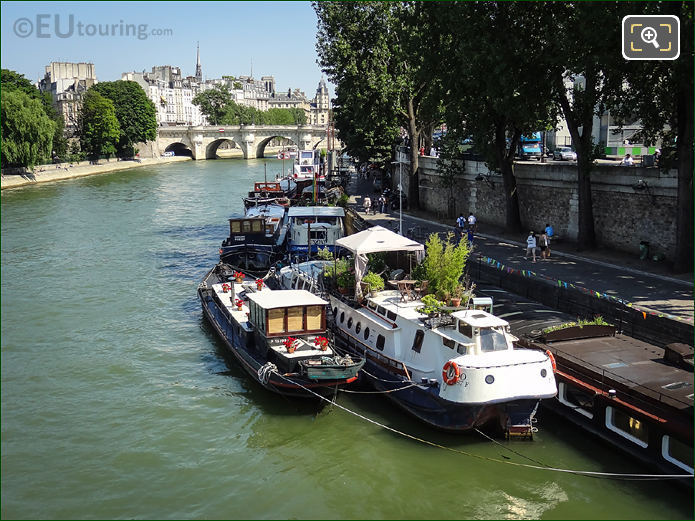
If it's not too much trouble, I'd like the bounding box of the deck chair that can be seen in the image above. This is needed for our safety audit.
[397,281,413,302]
[414,280,428,298]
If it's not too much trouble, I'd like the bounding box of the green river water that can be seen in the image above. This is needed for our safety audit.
[1,159,692,519]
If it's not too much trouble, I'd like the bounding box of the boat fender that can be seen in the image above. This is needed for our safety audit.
[442,361,461,385]
[545,350,557,373]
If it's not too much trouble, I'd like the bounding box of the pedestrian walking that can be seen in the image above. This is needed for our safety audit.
[467,212,477,233]
[538,231,549,260]
[363,196,372,215]
[544,223,554,258]
[379,194,386,213]
[419,146,425,156]
[466,227,474,245]
[456,213,466,242]
[525,231,538,262]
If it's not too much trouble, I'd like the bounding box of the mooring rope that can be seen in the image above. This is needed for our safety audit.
[271,369,694,481]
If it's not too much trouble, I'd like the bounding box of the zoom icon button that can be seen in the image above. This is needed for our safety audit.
[622,15,680,60]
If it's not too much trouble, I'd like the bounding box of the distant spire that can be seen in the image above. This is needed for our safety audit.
[195,41,202,82]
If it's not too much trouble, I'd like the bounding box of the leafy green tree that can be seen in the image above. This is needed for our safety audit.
[1,68,66,161]
[605,1,693,272]
[432,2,557,232]
[1,90,56,168]
[192,85,233,125]
[91,81,157,157]
[542,2,637,251]
[315,2,442,208]
[79,90,120,160]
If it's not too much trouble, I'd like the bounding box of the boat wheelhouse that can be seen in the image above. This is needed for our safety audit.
[293,149,323,182]
[198,263,364,397]
[287,206,345,257]
[219,203,288,271]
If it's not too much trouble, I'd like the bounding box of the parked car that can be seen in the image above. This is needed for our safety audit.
[553,147,577,161]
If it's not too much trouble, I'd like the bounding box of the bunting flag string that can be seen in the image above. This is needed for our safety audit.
[477,255,693,324]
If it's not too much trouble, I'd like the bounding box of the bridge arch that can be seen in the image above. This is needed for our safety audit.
[164,142,193,157]
[255,135,298,159]
[206,138,241,159]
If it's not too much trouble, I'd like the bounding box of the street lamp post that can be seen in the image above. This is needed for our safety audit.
[391,148,407,235]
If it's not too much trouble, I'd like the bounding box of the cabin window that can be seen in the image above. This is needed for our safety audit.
[456,344,467,355]
[347,317,353,329]
[364,327,370,340]
[287,307,304,332]
[605,407,649,447]
[387,310,397,321]
[242,220,252,233]
[355,322,361,334]
[412,330,425,353]
[458,322,473,338]
[267,308,285,334]
[306,306,322,330]
[340,312,345,323]
[558,383,594,419]
[377,306,386,316]
[251,220,263,233]
[479,327,508,352]
[376,335,385,351]
[367,301,377,310]
[265,225,273,234]
[662,436,694,473]
[231,221,241,233]
[442,337,456,349]
[310,230,327,241]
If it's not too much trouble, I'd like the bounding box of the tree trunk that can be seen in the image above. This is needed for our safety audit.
[495,124,522,233]
[673,74,694,273]
[407,97,420,209]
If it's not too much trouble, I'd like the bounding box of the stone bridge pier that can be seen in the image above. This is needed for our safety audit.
[156,125,326,160]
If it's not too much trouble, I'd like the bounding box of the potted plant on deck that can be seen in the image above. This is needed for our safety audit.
[361,271,385,296]
[422,232,472,306]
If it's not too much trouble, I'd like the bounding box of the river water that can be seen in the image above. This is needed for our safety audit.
[1,159,692,520]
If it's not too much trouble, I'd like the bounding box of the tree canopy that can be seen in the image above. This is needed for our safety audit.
[91,81,157,157]
[79,90,121,160]
[1,90,56,168]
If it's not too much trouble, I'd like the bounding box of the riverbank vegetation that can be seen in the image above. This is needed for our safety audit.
[193,85,307,126]
[313,1,693,272]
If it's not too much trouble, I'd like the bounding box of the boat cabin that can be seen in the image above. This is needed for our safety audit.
[287,206,345,254]
[247,289,327,338]
[447,309,514,356]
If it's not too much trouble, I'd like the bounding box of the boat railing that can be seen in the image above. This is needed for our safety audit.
[553,345,693,411]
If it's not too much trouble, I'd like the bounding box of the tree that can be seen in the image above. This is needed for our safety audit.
[1,90,55,168]
[314,2,442,208]
[605,1,693,272]
[432,2,557,232]
[542,2,636,251]
[91,81,157,157]
[2,68,66,161]
[192,85,233,125]
[79,90,120,160]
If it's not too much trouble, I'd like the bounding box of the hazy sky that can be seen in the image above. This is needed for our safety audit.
[1,1,335,97]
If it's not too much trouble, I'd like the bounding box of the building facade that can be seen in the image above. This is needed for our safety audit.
[38,62,97,135]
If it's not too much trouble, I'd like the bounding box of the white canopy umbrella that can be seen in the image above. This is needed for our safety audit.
[335,226,425,298]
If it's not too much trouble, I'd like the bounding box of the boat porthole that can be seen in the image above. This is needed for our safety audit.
[485,375,495,384]
[364,327,370,340]
[340,312,345,323]
[333,307,338,316]
[541,368,547,378]
[347,317,353,329]
[355,322,361,334]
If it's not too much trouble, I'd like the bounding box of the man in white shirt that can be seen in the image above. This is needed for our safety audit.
[467,213,477,232]
[620,154,634,166]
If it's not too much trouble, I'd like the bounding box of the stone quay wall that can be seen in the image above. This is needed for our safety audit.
[404,157,678,259]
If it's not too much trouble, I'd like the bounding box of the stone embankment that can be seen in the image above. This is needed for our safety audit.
[1,156,191,189]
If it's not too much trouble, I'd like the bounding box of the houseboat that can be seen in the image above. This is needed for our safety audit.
[243,181,291,209]
[480,287,694,480]
[219,203,288,272]
[286,206,345,258]
[198,262,365,397]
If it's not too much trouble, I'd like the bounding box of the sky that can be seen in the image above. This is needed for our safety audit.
[1,1,335,98]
